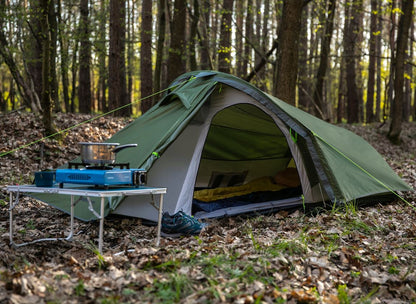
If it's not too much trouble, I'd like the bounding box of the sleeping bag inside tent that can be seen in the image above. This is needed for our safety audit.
[33,70,412,222]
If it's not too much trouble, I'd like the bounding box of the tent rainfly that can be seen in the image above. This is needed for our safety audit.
[35,71,412,221]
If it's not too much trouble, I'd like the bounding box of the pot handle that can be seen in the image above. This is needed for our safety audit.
[112,144,138,153]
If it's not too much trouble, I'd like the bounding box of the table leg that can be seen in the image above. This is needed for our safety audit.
[9,192,14,246]
[65,195,75,241]
[156,193,164,246]
[98,197,104,254]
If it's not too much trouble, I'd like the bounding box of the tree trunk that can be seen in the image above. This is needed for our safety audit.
[140,0,153,113]
[70,35,79,113]
[196,0,211,70]
[298,4,310,111]
[388,0,414,144]
[242,0,253,77]
[97,0,107,113]
[126,0,133,113]
[48,0,60,112]
[375,0,382,121]
[40,0,55,135]
[312,0,336,119]
[273,0,305,105]
[344,0,360,123]
[108,0,130,116]
[57,0,70,113]
[403,20,413,122]
[27,0,43,104]
[366,0,377,123]
[218,0,234,73]
[198,0,212,70]
[154,0,166,100]
[78,0,92,114]
[235,0,244,77]
[189,0,199,71]
[167,0,187,84]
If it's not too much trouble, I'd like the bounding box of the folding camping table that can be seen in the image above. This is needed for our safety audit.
[6,185,167,254]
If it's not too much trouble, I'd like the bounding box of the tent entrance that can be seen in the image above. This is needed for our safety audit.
[192,104,303,218]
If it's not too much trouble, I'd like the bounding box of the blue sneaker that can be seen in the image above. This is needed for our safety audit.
[161,211,206,237]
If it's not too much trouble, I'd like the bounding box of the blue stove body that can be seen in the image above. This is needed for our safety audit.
[55,168,147,188]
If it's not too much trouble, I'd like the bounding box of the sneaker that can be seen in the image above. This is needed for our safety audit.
[161,211,206,237]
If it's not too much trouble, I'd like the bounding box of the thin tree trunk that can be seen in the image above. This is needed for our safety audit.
[48,0,60,112]
[78,0,92,114]
[57,0,70,113]
[218,0,234,73]
[40,0,55,135]
[235,0,244,77]
[298,4,310,110]
[70,35,79,113]
[154,0,166,100]
[388,0,414,144]
[312,0,336,119]
[189,0,199,71]
[127,0,133,112]
[108,0,130,116]
[242,0,253,77]
[27,0,43,105]
[167,0,187,84]
[198,0,211,70]
[375,0,382,121]
[140,0,153,113]
[366,0,377,123]
[97,0,107,112]
[344,0,360,123]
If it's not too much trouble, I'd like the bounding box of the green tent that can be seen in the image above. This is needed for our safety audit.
[36,71,412,221]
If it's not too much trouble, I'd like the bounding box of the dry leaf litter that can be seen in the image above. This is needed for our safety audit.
[0,112,416,303]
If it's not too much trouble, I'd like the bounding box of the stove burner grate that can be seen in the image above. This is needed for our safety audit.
[68,162,130,170]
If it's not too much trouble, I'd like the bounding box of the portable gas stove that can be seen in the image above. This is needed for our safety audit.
[55,162,147,188]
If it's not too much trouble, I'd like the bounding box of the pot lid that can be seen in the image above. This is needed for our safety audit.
[78,142,120,146]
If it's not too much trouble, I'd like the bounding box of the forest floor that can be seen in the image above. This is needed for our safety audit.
[0,112,416,304]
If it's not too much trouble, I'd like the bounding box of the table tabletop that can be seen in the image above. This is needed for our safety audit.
[5,184,167,197]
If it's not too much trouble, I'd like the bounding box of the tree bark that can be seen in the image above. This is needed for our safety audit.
[48,0,60,112]
[140,0,153,113]
[78,0,92,114]
[273,0,305,105]
[312,0,336,119]
[242,0,253,77]
[154,0,166,100]
[366,0,377,123]
[189,0,199,71]
[108,0,130,116]
[375,0,382,121]
[218,0,234,73]
[198,0,211,70]
[27,0,43,104]
[97,0,107,113]
[40,0,55,135]
[167,0,187,84]
[57,0,70,113]
[388,0,414,144]
[344,0,361,123]
[298,4,310,111]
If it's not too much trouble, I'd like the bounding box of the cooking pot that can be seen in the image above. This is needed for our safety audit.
[79,142,137,165]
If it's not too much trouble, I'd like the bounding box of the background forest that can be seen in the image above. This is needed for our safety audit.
[0,0,415,143]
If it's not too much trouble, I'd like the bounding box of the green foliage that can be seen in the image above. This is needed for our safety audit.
[337,284,351,304]
[86,242,107,270]
[145,274,193,303]
[74,280,86,297]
